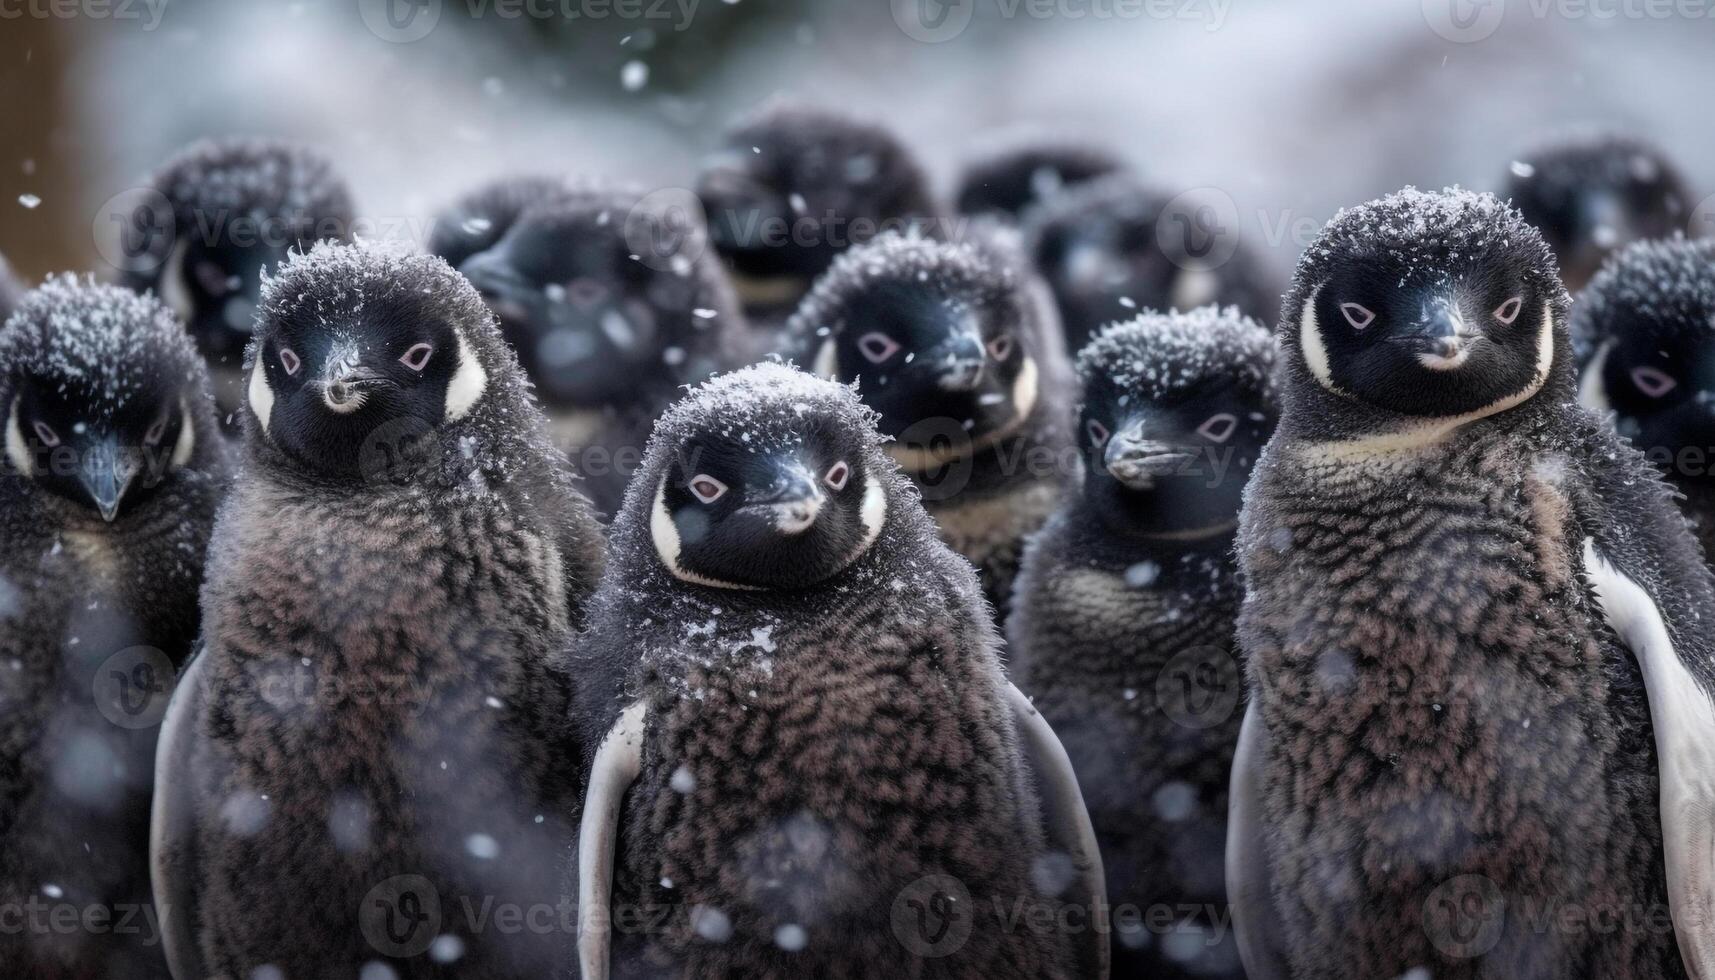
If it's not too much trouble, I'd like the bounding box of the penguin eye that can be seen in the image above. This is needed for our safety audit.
[986,334,1015,361]
[1339,303,1376,331]
[400,343,435,372]
[144,412,170,446]
[687,474,729,504]
[1493,296,1523,325]
[1086,418,1109,448]
[30,420,60,448]
[279,348,302,376]
[1631,366,1678,399]
[856,332,901,365]
[823,460,851,491]
[193,260,234,298]
[1196,413,1239,443]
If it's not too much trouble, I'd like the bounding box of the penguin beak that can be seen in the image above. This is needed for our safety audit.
[745,462,824,535]
[460,254,538,327]
[1403,297,1479,370]
[934,331,987,392]
[1104,421,1194,490]
[315,341,389,414]
[79,436,140,523]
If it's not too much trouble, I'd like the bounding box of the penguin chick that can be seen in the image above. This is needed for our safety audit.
[1573,236,1715,559]
[120,137,357,423]
[151,241,606,980]
[0,249,24,321]
[1229,187,1715,980]
[953,131,1126,222]
[446,177,752,516]
[573,362,1104,980]
[0,276,230,980]
[695,102,942,325]
[786,231,1075,619]
[1009,307,1277,980]
[1502,131,1690,293]
[1023,174,1281,353]
[426,174,569,271]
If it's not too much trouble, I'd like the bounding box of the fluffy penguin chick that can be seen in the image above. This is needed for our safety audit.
[1573,237,1715,560]
[786,232,1075,619]
[441,177,751,516]
[0,276,230,980]
[1229,187,1715,980]
[1503,131,1690,293]
[1023,173,1281,353]
[953,132,1126,222]
[1010,307,1277,980]
[695,102,941,325]
[120,137,357,422]
[572,363,1104,980]
[151,241,606,980]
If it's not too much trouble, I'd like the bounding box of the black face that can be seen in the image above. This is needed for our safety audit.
[1507,151,1686,293]
[1079,373,1273,536]
[8,374,189,522]
[656,424,879,589]
[823,281,1030,449]
[458,212,696,407]
[252,308,465,480]
[1033,204,1203,352]
[1308,253,1550,419]
[1599,325,1715,484]
[166,236,289,364]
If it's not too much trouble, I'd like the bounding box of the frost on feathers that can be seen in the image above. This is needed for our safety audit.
[1571,237,1715,364]
[1078,306,1277,405]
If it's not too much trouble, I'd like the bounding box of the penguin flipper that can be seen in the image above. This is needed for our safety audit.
[150,644,210,980]
[1582,539,1715,977]
[1227,700,1289,980]
[578,700,647,980]
[1005,682,1109,980]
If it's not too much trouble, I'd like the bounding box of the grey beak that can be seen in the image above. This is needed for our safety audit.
[1104,426,1194,489]
[749,463,825,534]
[80,438,139,523]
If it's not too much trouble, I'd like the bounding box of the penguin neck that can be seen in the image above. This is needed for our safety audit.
[1072,489,1238,555]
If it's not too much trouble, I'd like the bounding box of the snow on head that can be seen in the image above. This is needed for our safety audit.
[1078,305,1277,405]
[1573,237,1715,356]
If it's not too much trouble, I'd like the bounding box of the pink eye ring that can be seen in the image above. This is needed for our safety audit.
[279,348,301,376]
[1493,296,1523,325]
[400,343,435,372]
[31,421,60,448]
[1632,366,1678,398]
[1339,303,1375,330]
[824,460,851,491]
[688,474,728,504]
[145,414,170,446]
[1086,418,1110,448]
[856,332,901,365]
[1197,413,1238,443]
[986,335,1015,361]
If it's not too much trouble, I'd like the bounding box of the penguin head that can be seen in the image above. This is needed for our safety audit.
[1503,132,1688,294]
[246,241,492,481]
[1,276,217,523]
[123,138,356,366]
[1282,188,1569,434]
[953,134,1125,221]
[426,174,569,271]
[1573,237,1715,481]
[791,234,1046,467]
[453,183,732,407]
[695,102,937,285]
[1024,175,1269,353]
[1077,307,1277,536]
[644,363,889,591]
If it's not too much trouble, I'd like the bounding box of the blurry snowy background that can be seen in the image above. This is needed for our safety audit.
[2,0,1712,285]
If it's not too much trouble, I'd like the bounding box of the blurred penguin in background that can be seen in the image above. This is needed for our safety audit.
[952,129,1128,223]
[0,250,24,321]
[433,176,750,516]
[1502,131,1691,293]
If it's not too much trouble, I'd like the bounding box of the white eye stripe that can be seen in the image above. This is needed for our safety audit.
[688,474,728,504]
[857,332,901,365]
[824,460,850,490]
[1339,303,1376,330]
[1632,366,1678,398]
[1197,413,1238,443]
[1493,296,1524,325]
